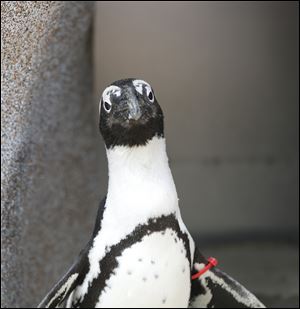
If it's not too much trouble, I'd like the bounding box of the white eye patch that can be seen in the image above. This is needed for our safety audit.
[132,79,154,102]
[100,85,121,114]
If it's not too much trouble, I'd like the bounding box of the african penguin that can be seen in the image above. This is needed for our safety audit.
[38,78,265,308]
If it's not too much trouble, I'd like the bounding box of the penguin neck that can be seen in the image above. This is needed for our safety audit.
[105,135,179,219]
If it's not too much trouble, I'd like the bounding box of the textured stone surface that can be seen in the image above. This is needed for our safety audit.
[1,2,102,307]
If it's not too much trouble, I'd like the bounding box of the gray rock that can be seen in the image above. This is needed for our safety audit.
[1,2,101,307]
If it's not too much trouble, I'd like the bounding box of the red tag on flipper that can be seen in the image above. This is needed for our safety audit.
[191,257,218,280]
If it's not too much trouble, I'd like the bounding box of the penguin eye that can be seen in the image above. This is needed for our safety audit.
[103,99,112,113]
[147,89,154,103]
[100,85,121,114]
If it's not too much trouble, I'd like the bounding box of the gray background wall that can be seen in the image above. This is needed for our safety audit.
[94,1,299,237]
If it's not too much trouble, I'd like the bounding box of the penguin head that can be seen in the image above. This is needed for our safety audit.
[99,78,164,149]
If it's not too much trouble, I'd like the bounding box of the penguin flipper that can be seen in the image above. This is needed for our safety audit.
[38,197,107,308]
[37,240,91,308]
[189,247,266,308]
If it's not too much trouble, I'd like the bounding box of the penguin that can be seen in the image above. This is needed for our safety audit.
[38,78,265,308]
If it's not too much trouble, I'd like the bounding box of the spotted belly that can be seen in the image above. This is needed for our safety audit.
[95,228,191,308]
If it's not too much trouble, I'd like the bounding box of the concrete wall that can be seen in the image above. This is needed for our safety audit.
[94,1,299,237]
[1,2,101,307]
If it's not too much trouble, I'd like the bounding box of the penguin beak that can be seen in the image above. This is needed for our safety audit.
[127,97,142,121]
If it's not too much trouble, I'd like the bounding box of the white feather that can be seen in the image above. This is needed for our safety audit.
[99,85,121,114]
[43,273,78,308]
[132,79,152,96]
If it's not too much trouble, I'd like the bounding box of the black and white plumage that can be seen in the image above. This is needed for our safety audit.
[38,78,265,308]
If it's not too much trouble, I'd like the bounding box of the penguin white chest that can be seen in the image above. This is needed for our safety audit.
[96,228,191,308]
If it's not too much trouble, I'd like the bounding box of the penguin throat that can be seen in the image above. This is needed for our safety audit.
[105,135,179,217]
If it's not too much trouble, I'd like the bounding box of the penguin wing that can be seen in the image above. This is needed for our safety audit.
[189,247,265,308]
[37,240,91,308]
[38,197,107,308]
